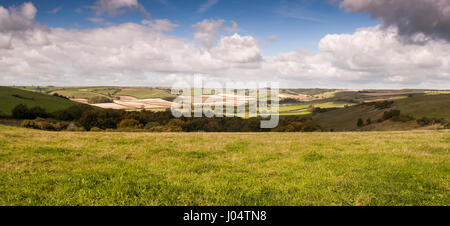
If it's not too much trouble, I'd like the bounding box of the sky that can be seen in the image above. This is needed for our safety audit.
[0,0,449,89]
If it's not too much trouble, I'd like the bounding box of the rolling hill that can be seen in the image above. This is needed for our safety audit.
[313,94,450,131]
[0,86,77,116]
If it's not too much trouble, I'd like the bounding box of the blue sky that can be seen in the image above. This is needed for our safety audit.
[1,0,380,55]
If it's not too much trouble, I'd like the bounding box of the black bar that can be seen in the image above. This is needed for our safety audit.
[0,206,446,225]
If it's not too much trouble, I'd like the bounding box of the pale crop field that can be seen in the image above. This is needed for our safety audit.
[0,125,448,206]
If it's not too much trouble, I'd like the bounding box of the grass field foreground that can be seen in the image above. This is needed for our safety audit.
[0,125,448,206]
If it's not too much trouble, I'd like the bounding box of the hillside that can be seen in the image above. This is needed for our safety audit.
[0,125,448,206]
[313,94,450,131]
[0,86,77,116]
[395,94,450,121]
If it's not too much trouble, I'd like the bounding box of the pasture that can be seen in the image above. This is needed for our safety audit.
[0,125,448,206]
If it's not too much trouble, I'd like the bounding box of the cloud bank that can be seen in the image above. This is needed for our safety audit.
[340,0,450,42]
[0,2,449,89]
[90,0,150,17]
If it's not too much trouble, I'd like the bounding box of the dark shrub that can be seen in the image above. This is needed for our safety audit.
[29,106,48,118]
[88,96,113,104]
[357,118,364,127]
[417,117,447,126]
[118,119,142,129]
[391,114,415,122]
[12,104,32,119]
[382,109,401,121]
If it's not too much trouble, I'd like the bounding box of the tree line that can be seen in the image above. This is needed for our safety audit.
[11,104,321,132]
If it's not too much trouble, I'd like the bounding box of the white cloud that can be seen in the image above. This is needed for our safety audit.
[142,19,178,31]
[0,2,37,32]
[90,0,150,17]
[192,19,225,48]
[212,33,262,64]
[318,26,450,86]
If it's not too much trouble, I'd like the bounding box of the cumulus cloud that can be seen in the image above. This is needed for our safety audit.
[90,0,150,17]
[0,2,37,32]
[193,19,225,48]
[0,2,449,89]
[340,0,450,42]
[212,33,262,64]
[318,25,450,86]
[142,19,178,31]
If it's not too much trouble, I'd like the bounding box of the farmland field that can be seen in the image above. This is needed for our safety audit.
[0,125,448,206]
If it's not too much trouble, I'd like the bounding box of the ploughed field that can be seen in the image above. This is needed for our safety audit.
[0,125,448,206]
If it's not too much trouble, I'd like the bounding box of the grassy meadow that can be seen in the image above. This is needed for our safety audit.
[0,125,448,206]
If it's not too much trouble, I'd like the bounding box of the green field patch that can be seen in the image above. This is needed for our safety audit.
[224,140,250,152]
[183,151,211,159]
[189,163,219,174]
[29,147,77,155]
[147,144,176,154]
[111,139,143,145]
[303,152,325,162]
[420,145,449,155]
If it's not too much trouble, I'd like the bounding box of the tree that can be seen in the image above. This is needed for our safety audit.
[78,110,106,131]
[29,106,48,118]
[12,104,31,119]
[366,118,372,125]
[357,118,364,127]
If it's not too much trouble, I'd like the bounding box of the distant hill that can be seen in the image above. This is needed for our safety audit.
[313,94,450,131]
[395,94,450,121]
[0,86,77,116]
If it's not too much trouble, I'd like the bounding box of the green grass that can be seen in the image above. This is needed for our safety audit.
[0,87,77,116]
[313,94,450,131]
[0,125,448,206]
[313,104,386,131]
[279,101,354,116]
[395,94,450,121]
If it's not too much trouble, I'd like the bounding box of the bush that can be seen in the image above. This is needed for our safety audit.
[21,120,37,129]
[364,101,394,110]
[417,117,447,126]
[21,118,69,131]
[391,114,415,122]
[144,122,160,130]
[382,109,401,121]
[357,118,364,127]
[118,119,142,129]
[66,123,85,131]
[90,127,103,132]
